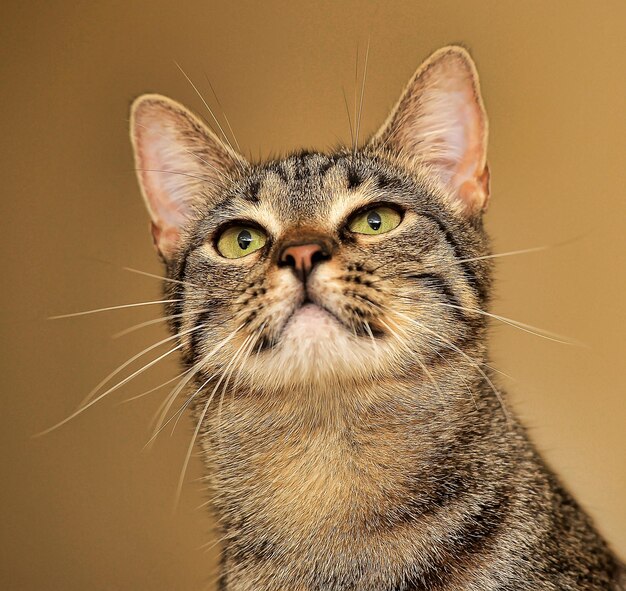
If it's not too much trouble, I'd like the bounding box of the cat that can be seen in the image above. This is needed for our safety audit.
[129,46,625,590]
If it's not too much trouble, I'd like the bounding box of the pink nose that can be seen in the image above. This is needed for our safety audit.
[279,243,329,279]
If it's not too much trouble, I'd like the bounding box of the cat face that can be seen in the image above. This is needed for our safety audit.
[130,46,492,396]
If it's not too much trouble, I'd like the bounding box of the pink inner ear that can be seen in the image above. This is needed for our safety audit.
[373,48,489,214]
[448,94,489,212]
[132,95,247,260]
[138,120,195,231]
[416,83,488,212]
[132,104,207,259]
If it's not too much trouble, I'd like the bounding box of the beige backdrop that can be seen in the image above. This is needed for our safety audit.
[1,1,624,589]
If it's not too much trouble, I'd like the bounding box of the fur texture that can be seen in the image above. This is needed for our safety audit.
[130,46,624,590]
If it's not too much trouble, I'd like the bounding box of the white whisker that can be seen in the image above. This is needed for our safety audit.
[354,36,370,154]
[204,73,242,153]
[49,298,182,319]
[175,62,243,168]
[445,245,550,266]
[342,86,355,149]
[122,266,200,289]
[34,326,201,438]
[432,302,582,346]
[379,318,447,410]
[119,371,188,404]
[353,43,359,154]
[215,334,255,435]
[392,309,511,423]
[75,327,192,409]
[112,306,212,338]
[148,325,244,443]
[173,333,253,511]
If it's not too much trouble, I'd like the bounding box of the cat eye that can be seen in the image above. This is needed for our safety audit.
[347,206,402,235]
[216,225,267,259]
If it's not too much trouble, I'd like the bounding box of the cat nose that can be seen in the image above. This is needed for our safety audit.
[279,242,331,280]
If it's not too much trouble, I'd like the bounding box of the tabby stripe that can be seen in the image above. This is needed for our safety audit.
[421,213,487,302]
[317,159,335,178]
[346,167,363,189]
[169,245,194,335]
[401,494,508,591]
[244,178,261,202]
[408,272,465,318]
[189,308,213,359]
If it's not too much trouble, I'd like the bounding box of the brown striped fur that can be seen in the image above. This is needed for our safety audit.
[130,46,624,590]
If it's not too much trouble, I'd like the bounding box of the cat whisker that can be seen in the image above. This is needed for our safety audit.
[354,35,370,155]
[34,324,203,437]
[432,236,584,270]
[172,335,252,442]
[74,327,193,410]
[391,309,511,423]
[49,298,182,319]
[428,302,582,346]
[353,43,359,155]
[362,320,378,352]
[112,306,213,339]
[148,325,244,443]
[216,334,257,435]
[230,322,267,404]
[342,86,355,150]
[149,370,217,447]
[173,333,255,511]
[384,315,480,411]
[122,266,201,289]
[379,318,448,410]
[119,371,188,404]
[452,245,549,265]
[175,62,244,171]
[173,385,218,512]
[123,265,234,296]
[203,72,242,153]
[357,293,490,393]
[354,293,506,379]
[391,288,579,346]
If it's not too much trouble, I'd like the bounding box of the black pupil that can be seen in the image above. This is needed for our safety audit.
[237,229,253,250]
[367,211,382,231]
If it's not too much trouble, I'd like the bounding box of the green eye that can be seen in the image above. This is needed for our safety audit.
[348,206,402,235]
[217,225,267,259]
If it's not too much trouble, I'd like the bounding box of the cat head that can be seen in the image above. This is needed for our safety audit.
[129,46,492,397]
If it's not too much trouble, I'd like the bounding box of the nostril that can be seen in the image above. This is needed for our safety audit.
[281,254,297,268]
[278,242,331,279]
[310,249,330,266]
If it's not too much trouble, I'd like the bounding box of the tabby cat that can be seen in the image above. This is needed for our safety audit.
[129,46,624,590]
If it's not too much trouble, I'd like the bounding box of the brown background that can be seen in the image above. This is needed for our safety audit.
[1,1,624,589]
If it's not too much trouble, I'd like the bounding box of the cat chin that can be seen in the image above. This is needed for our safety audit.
[238,306,387,390]
[282,302,344,337]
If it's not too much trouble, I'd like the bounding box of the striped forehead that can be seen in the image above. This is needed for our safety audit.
[225,153,388,232]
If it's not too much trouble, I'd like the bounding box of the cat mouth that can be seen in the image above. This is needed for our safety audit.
[286,301,344,330]
[280,300,381,340]
[276,299,349,340]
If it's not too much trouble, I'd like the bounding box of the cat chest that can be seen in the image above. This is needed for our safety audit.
[208,417,415,543]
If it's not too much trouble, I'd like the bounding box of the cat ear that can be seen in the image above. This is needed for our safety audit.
[371,46,489,214]
[130,94,246,260]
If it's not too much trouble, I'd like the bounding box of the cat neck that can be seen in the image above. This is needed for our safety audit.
[201,355,511,504]
[199,366,515,589]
